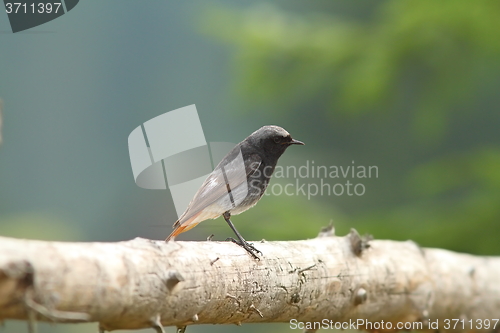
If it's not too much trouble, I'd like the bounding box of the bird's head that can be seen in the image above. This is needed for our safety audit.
[248,125,304,157]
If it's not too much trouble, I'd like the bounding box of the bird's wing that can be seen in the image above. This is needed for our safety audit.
[172,147,262,228]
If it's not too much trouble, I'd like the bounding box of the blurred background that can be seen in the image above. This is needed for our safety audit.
[1,1,499,332]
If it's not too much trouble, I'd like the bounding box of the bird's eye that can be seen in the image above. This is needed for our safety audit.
[273,137,281,144]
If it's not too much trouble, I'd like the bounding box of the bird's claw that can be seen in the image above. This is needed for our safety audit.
[225,237,262,259]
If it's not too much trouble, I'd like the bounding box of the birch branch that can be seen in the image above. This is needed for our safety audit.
[0,229,499,332]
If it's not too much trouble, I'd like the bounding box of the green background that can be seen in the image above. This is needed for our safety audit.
[1,1,499,332]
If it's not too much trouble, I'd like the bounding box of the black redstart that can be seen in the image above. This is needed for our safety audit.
[165,125,304,258]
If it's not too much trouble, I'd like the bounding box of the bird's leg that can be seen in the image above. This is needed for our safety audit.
[223,211,262,259]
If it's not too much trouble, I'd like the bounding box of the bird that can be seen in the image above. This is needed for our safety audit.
[165,125,304,259]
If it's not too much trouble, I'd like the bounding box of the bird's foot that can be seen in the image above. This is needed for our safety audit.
[226,237,262,259]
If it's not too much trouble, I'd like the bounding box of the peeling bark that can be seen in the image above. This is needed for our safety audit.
[0,231,499,332]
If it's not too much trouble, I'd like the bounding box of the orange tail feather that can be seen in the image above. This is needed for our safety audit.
[165,212,202,241]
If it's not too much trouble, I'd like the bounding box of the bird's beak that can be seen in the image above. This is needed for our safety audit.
[289,138,305,145]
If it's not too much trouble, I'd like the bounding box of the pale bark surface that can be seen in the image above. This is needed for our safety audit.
[0,231,499,332]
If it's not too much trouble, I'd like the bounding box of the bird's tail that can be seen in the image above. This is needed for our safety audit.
[165,220,182,241]
[165,212,202,241]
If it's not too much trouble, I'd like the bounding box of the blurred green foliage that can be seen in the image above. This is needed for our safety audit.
[202,0,500,255]
[0,212,83,241]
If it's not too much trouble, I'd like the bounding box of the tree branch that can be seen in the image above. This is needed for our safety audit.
[0,230,499,332]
